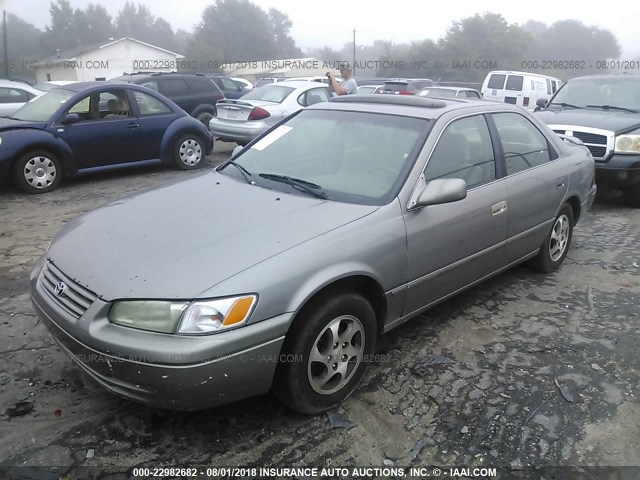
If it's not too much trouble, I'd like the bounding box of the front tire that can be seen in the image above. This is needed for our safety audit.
[273,290,377,414]
[173,134,204,170]
[13,150,62,194]
[528,204,574,273]
[623,186,640,208]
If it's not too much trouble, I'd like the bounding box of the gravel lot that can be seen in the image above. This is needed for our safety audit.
[0,144,639,479]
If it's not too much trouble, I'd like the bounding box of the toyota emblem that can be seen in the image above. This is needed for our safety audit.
[54,282,67,297]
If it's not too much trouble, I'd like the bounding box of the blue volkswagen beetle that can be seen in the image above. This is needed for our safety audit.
[0,82,214,193]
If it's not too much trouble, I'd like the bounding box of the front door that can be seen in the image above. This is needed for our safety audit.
[403,114,508,316]
[61,89,137,170]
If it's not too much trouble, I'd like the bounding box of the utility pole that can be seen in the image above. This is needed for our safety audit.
[3,11,8,79]
[352,29,356,77]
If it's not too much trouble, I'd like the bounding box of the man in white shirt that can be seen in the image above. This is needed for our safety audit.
[328,61,357,95]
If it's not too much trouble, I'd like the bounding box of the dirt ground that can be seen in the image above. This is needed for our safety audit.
[0,143,639,479]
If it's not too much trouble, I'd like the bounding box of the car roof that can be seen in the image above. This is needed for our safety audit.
[0,79,41,92]
[485,70,560,79]
[51,81,157,94]
[309,94,523,120]
[566,73,640,82]
[261,80,329,90]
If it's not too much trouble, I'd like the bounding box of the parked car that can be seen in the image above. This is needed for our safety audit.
[230,77,254,90]
[534,74,640,207]
[112,72,225,126]
[209,80,332,145]
[31,95,596,413]
[418,86,482,99]
[356,85,383,95]
[33,81,78,92]
[254,77,290,87]
[481,71,561,110]
[0,79,42,116]
[204,73,251,99]
[379,78,438,95]
[0,82,213,193]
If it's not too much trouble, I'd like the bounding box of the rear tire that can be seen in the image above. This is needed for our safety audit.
[195,110,214,128]
[273,290,377,414]
[623,186,640,208]
[528,204,574,273]
[173,134,204,170]
[13,150,62,194]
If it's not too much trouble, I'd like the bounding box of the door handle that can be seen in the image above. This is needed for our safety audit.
[556,182,565,189]
[491,201,507,216]
[127,122,140,128]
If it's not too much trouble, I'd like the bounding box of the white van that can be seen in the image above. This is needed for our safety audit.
[481,71,562,110]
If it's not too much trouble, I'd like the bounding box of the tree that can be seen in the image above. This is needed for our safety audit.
[268,8,302,59]
[41,0,78,54]
[189,0,278,64]
[114,2,176,51]
[437,13,532,82]
[0,13,44,81]
[73,4,114,47]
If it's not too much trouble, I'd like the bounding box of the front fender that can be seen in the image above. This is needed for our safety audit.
[0,129,75,177]
[161,116,213,163]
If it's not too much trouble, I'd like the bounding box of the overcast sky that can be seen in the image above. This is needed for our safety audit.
[2,0,639,56]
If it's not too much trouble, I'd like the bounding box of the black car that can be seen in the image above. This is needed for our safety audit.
[204,74,250,99]
[534,74,640,208]
[112,73,225,126]
[378,78,438,95]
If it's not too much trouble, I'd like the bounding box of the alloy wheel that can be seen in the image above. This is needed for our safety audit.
[549,214,570,261]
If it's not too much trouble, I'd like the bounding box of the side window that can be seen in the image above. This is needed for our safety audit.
[220,77,240,91]
[552,81,558,93]
[487,74,506,89]
[133,91,171,115]
[140,80,159,92]
[306,88,330,105]
[468,91,481,99]
[506,75,524,91]
[0,88,30,103]
[100,90,131,119]
[546,79,552,95]
[425,115,496,189]
[160,78,189,97]
[68,96,91,115]
[492,113,551,175]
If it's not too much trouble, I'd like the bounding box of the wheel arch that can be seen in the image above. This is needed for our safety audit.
[564,195,581,225]
[11,140,75,178]
[160,117,211,163]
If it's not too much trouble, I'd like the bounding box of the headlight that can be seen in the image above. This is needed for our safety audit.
[108,294,257,335]
[614,134,640,154]
[109,301,189,333]
[177,295,257,335]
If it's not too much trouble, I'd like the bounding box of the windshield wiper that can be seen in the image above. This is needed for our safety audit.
[259,173,327,199]
[586,104,639,113]
[223,160,254,184]
[549,102,583,109]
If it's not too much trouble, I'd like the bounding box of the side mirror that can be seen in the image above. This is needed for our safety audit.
[61,113,80,125]
[231,145,244,158]
[536,98,548,109]
[412,178,467,209]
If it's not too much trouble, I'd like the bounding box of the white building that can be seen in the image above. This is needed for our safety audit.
[32,37,184,83]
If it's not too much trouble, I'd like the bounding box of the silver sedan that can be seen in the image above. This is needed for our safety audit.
[31,96,596,414]
[209,81,333,145]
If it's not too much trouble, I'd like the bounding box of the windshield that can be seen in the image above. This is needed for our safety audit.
[221,109,429,205]
[12,88,74,122]
[357,86,377,94]
[421,88,457,98]
[240,85,295,103]
[551,78,640,110]
[382,82,409,92]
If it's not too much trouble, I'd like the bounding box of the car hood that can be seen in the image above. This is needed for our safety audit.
[0,117,47,131]
[47,171,378,300]
[535,108,640,134]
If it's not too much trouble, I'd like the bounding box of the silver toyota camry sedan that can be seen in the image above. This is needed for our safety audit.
[30,95,596,414]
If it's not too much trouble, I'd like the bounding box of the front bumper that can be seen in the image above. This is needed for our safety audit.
[30,258,292,411]
[595,154,640,188]
[208,119,269,143]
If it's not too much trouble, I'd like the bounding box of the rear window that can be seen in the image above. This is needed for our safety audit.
[505,75,524,91]
[421,88,457,98]
[383,82,409,92]
[487,74,506,89]
[241,85,295,103]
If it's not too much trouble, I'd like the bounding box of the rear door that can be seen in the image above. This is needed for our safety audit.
[489,112,570,264]
[403,114,508,315]
[503,75,524,106]
[158,78,193,113]
[483,73,507,102]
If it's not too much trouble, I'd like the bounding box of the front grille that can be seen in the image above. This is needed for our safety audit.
[39,262,96,319]
[571,132,607,145]
[552,128,610,160]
